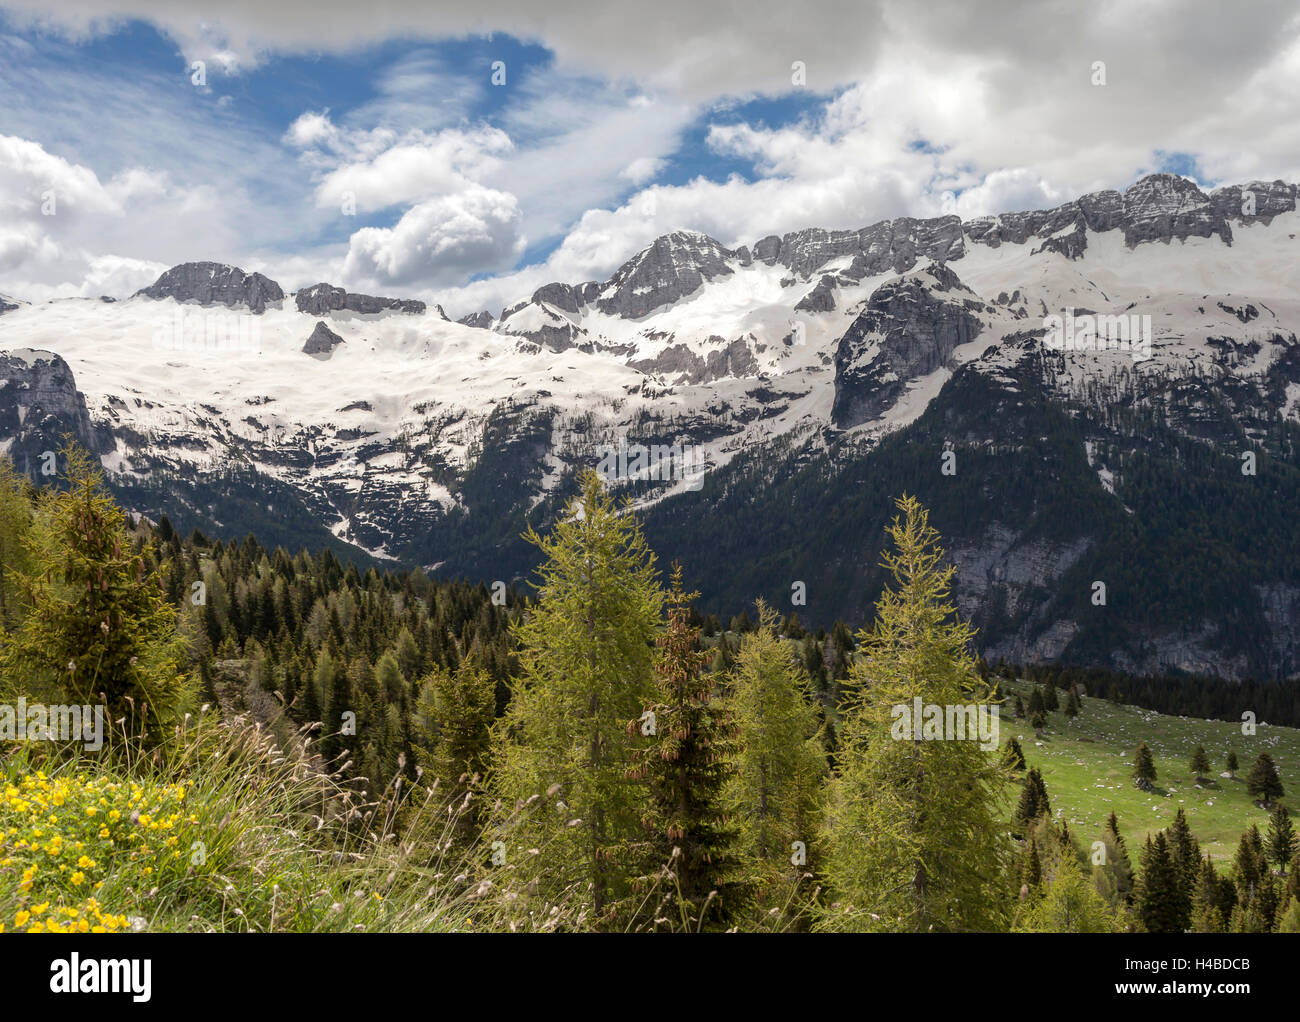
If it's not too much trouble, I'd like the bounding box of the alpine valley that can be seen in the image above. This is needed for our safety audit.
[3,172,1300,680]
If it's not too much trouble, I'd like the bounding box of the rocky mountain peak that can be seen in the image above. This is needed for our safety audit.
[295,282,427,316]
[134,262,285,314]
[594,230,738,319]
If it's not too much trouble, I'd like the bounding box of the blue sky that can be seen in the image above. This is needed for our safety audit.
[1,1,1298,315]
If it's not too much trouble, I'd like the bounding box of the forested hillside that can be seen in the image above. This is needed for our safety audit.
[1,449,1298,934]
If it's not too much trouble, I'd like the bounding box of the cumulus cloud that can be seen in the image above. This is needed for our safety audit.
[342,185,525,286]
[305,124,514,214]
[6,0,1300,311]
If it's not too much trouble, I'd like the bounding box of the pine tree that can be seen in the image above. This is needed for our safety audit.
[725,600,825,921]
[1226,749,1239,777]
[1266,804,1295,872]
[1189,744,1211,780]
[818,495,1011,933]
[1,444,186,732]
[1001,736,1026,771]
[1246,753,1284,807]
[627,564,739,928]
[1042,683,1059,713]
[1064,685,1081,719]
[1132,742,1157,790]
[490,472,663,928]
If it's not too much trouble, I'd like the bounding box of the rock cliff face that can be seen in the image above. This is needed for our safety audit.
[831,263,986,428]
[294,282,427,316]
[0,350,105,469]
[594,231,737,318]
[135,262,285,313]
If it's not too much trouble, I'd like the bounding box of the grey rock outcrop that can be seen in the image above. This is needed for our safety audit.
[595,231,738,319]
[794,274,838,312]
[302,321,345,357]
[831,263,985,429]
[0,349,107,466]
[1210,179,1297,224]
[135,262,285,313]
[631,336,761,384]
[1119,173,1230,247]
[764,216,965,282]
[295,282,426,316]
[457,310,494,329]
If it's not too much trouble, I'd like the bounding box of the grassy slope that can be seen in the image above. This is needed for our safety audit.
[1003,680,1300,861]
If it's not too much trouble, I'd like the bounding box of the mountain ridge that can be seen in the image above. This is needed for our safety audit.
[3,171,1300,679]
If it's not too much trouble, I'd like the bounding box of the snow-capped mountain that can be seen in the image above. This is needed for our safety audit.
[3,172,1300,678]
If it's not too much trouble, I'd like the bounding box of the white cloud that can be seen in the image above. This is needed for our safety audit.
[619,156,665,185]
[6,0,1300,313]
[342,185,525,286]
[309,126,514,214]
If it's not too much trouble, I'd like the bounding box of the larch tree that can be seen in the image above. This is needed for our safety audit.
[489,471,663,929]
[1013,852,1117,932]
[817,495,1012,933]
[0,456,33,635]
[1,444,186,732]
[724,599,825,923]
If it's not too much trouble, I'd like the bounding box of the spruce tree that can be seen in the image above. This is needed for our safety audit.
[1189,744,1211,780]
[1165,808,1198,931]
[490,472,663,928]
[417,652,496,832]
[1246,753,1284,807]
[1135,833,1182,933]
[1266,804,1295,872]
[628,564,739,928]
[1132,742,1158,790]
[1013,768,1051,830]
[1001,736,1026,771]
[1226,749,1239,777]
[1191,856,1225,932]
[1064,685,1081,719]
[818,495,1011,932]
